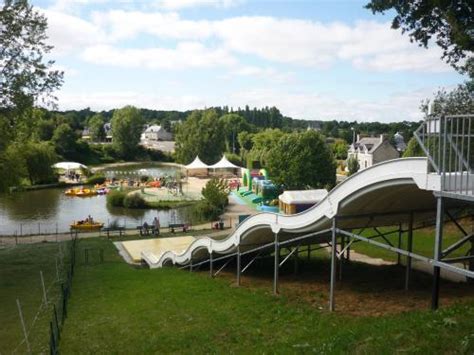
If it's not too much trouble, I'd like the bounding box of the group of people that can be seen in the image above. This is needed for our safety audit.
[77,215,95,225]
[140,216,160,236]
[66,171,81,182]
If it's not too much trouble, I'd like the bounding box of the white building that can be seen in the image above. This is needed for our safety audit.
[347,134,399,170]
[142,125,173,141]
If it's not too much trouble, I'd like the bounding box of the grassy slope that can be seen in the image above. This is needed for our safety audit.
[54,238,474,353]
[351,225,472,263]
[0,242,70,354]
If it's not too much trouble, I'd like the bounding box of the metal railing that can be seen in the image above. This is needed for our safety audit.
[414,114,474,198]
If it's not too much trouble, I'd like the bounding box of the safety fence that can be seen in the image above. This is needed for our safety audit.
[49,235,77,354]
[414,114,474,198]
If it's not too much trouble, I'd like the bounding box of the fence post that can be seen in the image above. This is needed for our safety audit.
[16,299,30,353]
[40,270,48,304]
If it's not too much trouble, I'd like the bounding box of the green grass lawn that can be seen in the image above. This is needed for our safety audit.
[351,224,472,263]
[57,238,474,353]
[3,237,474,353]
[0,241,72,353]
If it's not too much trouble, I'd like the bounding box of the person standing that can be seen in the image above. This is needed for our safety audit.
[153,216,160,236]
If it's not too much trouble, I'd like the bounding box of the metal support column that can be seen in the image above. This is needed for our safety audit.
[329,218,337,312]
[432,197,444,310]
[209,251,213,278]
[405,212,414,290]
[273,232,279,295]
[469,215,474,284]
[307,244,311,260]
[339,235,345,281]
[236,245,241,286]
[397,223,402,265]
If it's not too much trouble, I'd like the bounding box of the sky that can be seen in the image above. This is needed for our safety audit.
[31,0,467,122]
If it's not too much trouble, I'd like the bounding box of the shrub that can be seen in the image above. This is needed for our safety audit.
[192,200,223,222]
[201,178,229,208]
[86,174,106,185]
[347,156,360,176]
[106,190,127,207]
[123,193,146,209]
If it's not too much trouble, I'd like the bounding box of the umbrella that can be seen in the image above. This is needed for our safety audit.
[52,162,88,170]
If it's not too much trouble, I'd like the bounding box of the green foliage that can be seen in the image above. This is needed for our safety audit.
[193,178,229,221]
[0,0,63,114]
[106,190,127,207]
[403,137,425,158]
[266,130,336,190]
[52,123,78,159]
[332,139,349,160]
[225,153,242,166]
[366,0,473,75]
[421,80,474,115]
[123,193,146,209]
[0,143,25,191]
[111,106,143,158]
[220,113,252,153]
[86,174,106,185]
[21,141,58,184]
[35,119,55,141]
[246,129,284,168]
[88,113,106,142]
[347,156,360,176]
[175,109,225,164]
[202,178,229,208]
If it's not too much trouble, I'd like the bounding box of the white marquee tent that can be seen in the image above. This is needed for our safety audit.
[185,156,210,177]
[209,156,241,169]
[52,162,88,170]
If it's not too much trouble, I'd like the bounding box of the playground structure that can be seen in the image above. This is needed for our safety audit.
[139,114,474,311]
[239,168,279,211]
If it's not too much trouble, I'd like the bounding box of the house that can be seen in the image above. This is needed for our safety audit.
[393,132,407,153]
[81,122,112,143]
[347,134,399,170]
[142,125,173,141]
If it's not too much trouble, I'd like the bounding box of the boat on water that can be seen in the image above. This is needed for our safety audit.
[70,221,104,230]
[64,188,97,197]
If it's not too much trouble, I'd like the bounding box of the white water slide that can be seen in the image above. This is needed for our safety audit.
[142,157,472,270]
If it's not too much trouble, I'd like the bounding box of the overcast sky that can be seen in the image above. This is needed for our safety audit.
[32,0,466,122]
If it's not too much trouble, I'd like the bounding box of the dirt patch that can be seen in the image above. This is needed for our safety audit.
[200,256,474,317]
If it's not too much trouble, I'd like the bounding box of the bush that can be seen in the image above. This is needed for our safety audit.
[192,200,223,222]
[347,156,360,176]
[123,193,146,209]
[86,174,106,185]
[106,190,127,207]
[201,178,229,208]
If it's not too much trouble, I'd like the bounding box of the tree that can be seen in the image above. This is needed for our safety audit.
[0,0,63,116]
[174,109,225,164]
[21,141,57,184]
[366,0,473,74]
[267,130,336,190]
[246,129,284,168]
[36,119,55,141]
[52,123,78,159]
[403,137,425,158]
[421,80,474,115]
[332,139,349,160]
[220,113,251,153]
[111,106,143,158]
[88,113,106,142]
[347,156,360,176]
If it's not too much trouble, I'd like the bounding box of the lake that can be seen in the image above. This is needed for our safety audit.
[0,163,192,236]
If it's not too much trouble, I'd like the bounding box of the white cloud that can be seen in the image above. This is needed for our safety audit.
[91,10,213,41]
[41,9,107,55]
[154,0,243,10]
[81,42,236,69]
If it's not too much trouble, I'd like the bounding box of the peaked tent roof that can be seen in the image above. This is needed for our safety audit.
[209,156,241,169]
[52,162,88,170]
[185,156,210,169]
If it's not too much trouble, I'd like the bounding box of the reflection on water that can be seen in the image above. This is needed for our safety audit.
[0,163,190,235]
